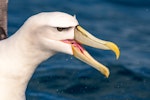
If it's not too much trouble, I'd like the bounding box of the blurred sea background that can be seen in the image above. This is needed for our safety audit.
[8,0,150,100]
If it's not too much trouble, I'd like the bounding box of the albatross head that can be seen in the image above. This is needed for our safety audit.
[22,12,120,77]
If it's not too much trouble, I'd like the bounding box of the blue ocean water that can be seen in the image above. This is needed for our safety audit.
[8,0,150,100]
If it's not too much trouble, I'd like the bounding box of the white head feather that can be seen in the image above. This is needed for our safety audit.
[0,12,79,100]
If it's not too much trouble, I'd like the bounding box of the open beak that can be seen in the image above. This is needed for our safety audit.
[63,25,120,77]
[72,25,120,78]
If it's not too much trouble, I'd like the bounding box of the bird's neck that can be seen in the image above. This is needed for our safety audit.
[0,29,56,100]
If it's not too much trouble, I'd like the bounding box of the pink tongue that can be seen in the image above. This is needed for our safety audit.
[62,39,84,53]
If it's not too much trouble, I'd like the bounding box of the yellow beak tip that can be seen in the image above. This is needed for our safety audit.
[113,48,120,60]
[116,50,120,60]
[101,66,110,78]
[106,42,120,60]
[105,73,109,78]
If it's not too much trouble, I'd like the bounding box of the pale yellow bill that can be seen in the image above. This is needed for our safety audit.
[72,45,110,77]
[75,25,120,59]
[73,25,120,77]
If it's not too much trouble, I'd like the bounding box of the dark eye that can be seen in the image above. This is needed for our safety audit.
[57,27,64,32]
[56,27,71,32]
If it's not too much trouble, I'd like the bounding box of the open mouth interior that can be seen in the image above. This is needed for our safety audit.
[62,39,110,78]
[62,39,85,54]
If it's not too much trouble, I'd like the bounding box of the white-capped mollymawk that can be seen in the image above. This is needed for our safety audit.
[0,12,120,100]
